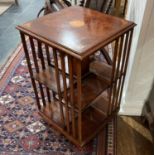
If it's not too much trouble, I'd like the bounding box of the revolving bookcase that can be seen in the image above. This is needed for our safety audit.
[17,6,136,147]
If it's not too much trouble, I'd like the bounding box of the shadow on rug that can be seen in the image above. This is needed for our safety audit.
[0,44,116,154]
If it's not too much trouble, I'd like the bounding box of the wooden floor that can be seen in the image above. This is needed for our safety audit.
[116,116,153,155]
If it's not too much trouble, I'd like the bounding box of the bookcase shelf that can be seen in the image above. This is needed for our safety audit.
[33,66,109,112]
[39,95,109,145]
[33,66,70,93]
[71,73,109,110]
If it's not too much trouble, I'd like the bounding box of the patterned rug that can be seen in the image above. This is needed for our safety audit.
[0,43,116,154]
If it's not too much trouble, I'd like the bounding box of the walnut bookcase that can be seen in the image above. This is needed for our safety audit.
[17,6,136,147]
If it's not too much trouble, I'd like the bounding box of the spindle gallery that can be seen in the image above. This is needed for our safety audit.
[17,6,135,147]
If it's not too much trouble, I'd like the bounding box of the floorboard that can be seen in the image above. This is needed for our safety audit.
[117,116,153,155]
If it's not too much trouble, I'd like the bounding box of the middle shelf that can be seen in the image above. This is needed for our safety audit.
[33,66,110,111]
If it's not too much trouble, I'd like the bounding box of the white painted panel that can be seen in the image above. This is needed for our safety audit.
[120,0,154,115]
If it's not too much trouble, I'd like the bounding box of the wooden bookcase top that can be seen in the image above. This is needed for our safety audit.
[17,6,135,60]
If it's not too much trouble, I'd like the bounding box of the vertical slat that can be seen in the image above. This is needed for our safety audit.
[115,32,129,107]
[85,0,91,8]
[76,60,82,142]
[79,0,85,6]
[37,41,45,69]
[45,45,51,66]
[29,37,39,73]
[123,0,127,16]
[111,39,119,84]
[105,0,113,14]
[100,0,107,12]
[111,35,124,112]
[68,56,76,137]
[44,44,52,102]
[115,36,124,80]
[37,41,51,105]
[118,29,133,106]
[38,83,46,106]
[123,30,134,74]
[60,53,70,132]
[53,48,65,126]
[37,41,47,107]
[20,33,41,110]
[108,38,119,115]
[46,87,51,102]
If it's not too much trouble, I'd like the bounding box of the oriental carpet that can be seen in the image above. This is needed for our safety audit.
[0,43,116,155]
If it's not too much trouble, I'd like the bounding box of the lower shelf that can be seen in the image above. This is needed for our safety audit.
[38,95,110,146]
[40,101,65,127]
[80,106,107,141]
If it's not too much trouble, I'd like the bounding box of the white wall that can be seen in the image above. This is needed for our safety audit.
[119,0,154,115]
